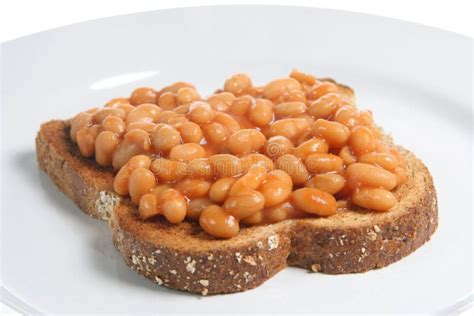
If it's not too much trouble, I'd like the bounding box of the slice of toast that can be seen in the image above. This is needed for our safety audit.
[35,84,438,295]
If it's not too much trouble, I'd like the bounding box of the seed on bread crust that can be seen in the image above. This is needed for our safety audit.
[95,191,121,220]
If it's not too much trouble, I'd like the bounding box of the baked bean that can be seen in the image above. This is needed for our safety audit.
[272,203,303,223]
[213,112,241,135]
[352,188,397,211]
[235,116,256,130]
[176,121,202,143]
[390,147,407,168]
[151,184,172,196]
[175,178,211,199]
[95,131,119,166]
[394,166,408,186]
[200,205,239,238]
[138,193,160,220]
[262,205,287,223]
[259,170,293,207]
[70,112,93,142]
[76,125,101,157]
[230,165,268,195]
[291,188,336,216]
[207,92,235,112]
[176,87,200,105]
[166,116,188,127]
[263,136,294,159]
[151,124,182,153]
[240,210,264,225]
[126,103,162,124]
[224,73,252,96]
[341,97,355,107]
[294,113,315,126]
[240,153,274,173]
[289,69,317,85]
[105,97,129,107]
[150,158,187,182]
[374,141,391,154]
[158,189,187,223]
[346,163,397,190]
[113,155,151,195]
[227,129,266,156]
[291,202,311,218]
[294,130,313,146]
[209,177,237,203]
[202,122,228,145]
[187,198,213,219]
[273,101,307,118]
[276,154,310,186]
[86,107,99,113]
[128,167,156,204]
[248,98,274,127]
[157,92,177,110]
[280,89,307,103]
[187,158,213,179]
[305,153,344,174]
[209,154,242,177]
[358,109,373,126]
[307,81,338,100]
[101,116,126,136]
[368,127,382,141]
[160,82,195,94]
[230,95,254,116]
[358,152,398,171]
[300,83,313,95]
[87,107,99,113]
[267,118,311,140]
[169,143,205,162]
[349,126,375,155]
[129,87,157,106]
[126,121,156,133]
[123,150,150,170]
[305,173,345,194]
[307,93,341,119]
[156,110,181,124]
[188,101,215,124]
[115,103,135,116]
[130,87,157,106]
[312,119,351,148]
[201,143,219,157]
[339,145,357,165]
[173,104,191,114]
[293,138,329,161]
[263,78,301,101]
[250,85,264,96]
[224,189,265,219]
[333,105,361,128]
[93,108,126,124]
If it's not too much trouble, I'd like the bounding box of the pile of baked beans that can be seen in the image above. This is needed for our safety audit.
[70,70,407,238]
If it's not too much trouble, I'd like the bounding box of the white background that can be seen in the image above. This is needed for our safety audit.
[1,0,474,42]
[1,0,472,315]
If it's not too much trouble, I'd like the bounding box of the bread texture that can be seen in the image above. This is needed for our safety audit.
[35,83,438,295]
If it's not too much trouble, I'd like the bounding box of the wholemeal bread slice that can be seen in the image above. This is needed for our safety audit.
[35,82,438,295]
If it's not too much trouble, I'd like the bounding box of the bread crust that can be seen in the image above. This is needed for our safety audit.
[35,102,438,296]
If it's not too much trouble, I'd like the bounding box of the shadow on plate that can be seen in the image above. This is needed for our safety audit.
[15,149,197,297]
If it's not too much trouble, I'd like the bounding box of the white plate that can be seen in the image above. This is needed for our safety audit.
[1,5,472,314]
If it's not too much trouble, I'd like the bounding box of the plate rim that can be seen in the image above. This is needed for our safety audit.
[1,4,472,314]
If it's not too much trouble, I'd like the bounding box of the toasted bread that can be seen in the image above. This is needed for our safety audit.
[35,81,438,295]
